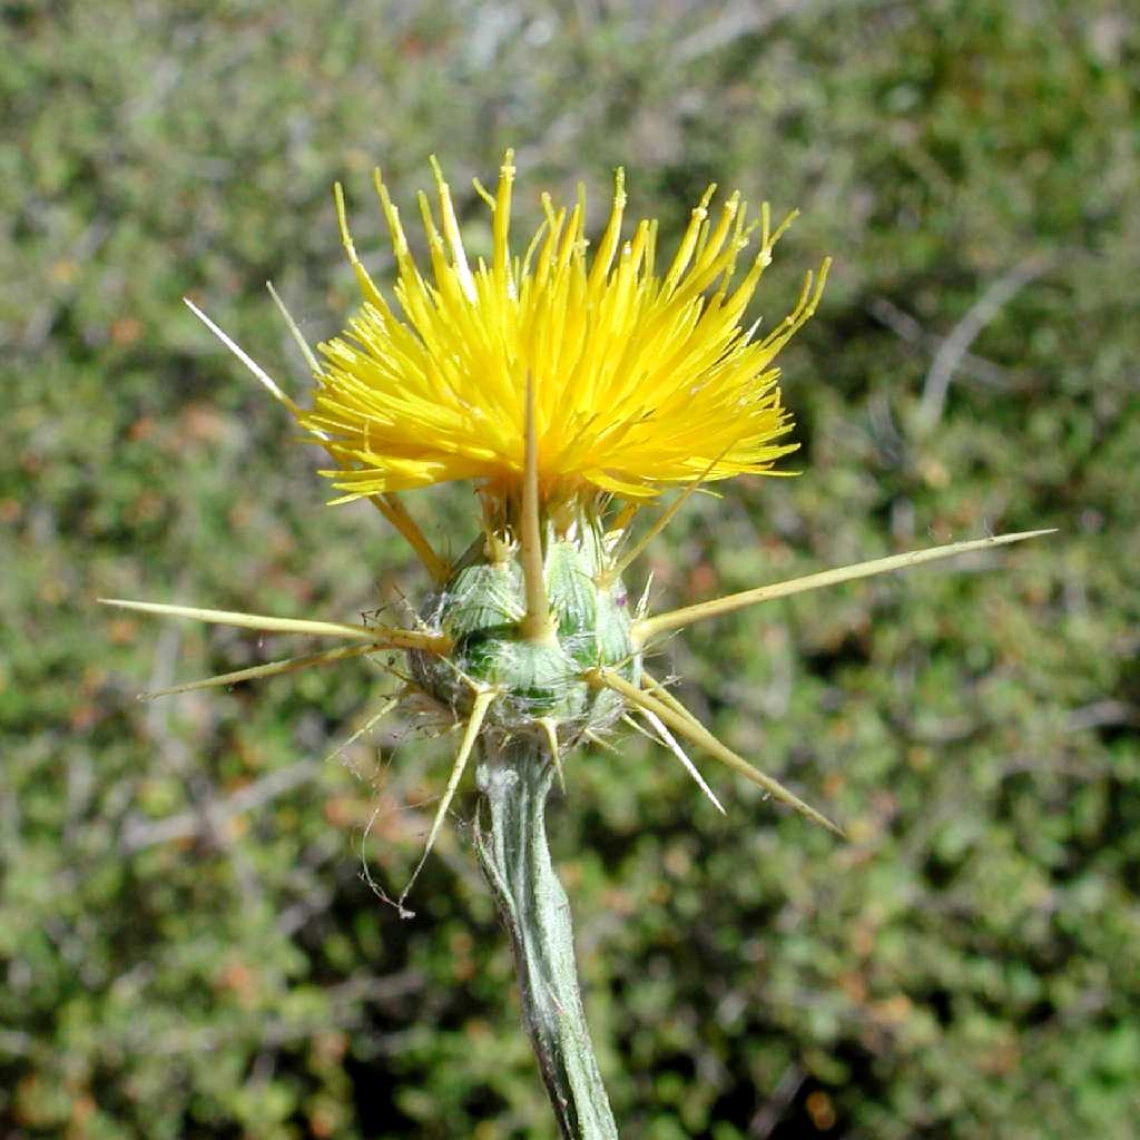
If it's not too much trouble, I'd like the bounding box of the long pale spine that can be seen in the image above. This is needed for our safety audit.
[475,736,618,1140]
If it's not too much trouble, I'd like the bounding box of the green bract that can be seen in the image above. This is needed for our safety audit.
[410,523,638,736]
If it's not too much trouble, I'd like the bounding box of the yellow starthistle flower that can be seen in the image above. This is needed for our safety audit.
[103,152,1049,861]
[100,152,1053,1137]
[307,153,822,506]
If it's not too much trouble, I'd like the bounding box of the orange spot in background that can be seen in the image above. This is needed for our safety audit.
[313,1030,349,1065]
[110,317,143,346]
[69,703,99,732]
[310,1108,336,1139]
[805,1089,837,1131]
[687,561,718,598]
[870,994,913,1026]
[71,1093,96,1130]
[603,886,635,917]
[907,745,933,771]
[127,417,155,442]
[466,1019,492,1043]
[838,970,868,1003]
[182,402,231,444]
[218,959,257,1006]
[852,923,877,957]
[323,796,358,829]
[918,457,950,489]
[106,617,139,645]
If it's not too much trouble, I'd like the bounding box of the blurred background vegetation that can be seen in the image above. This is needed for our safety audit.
[3,0,1138,1136]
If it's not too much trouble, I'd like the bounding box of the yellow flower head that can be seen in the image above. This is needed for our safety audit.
[304,151,829,506]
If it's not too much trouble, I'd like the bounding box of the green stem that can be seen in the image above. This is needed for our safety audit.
[475,736,619,1140]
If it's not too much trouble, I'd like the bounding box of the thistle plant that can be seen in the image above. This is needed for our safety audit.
[103,152,1048,1137]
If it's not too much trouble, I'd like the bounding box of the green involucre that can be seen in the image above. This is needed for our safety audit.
[410,523,638,735]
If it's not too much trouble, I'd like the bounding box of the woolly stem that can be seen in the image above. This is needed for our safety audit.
[475,737,618,1139]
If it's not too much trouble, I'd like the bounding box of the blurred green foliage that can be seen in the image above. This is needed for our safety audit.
[3,0,1138,1136]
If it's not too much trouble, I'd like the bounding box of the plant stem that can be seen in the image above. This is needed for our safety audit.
[475,736,619,1139]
